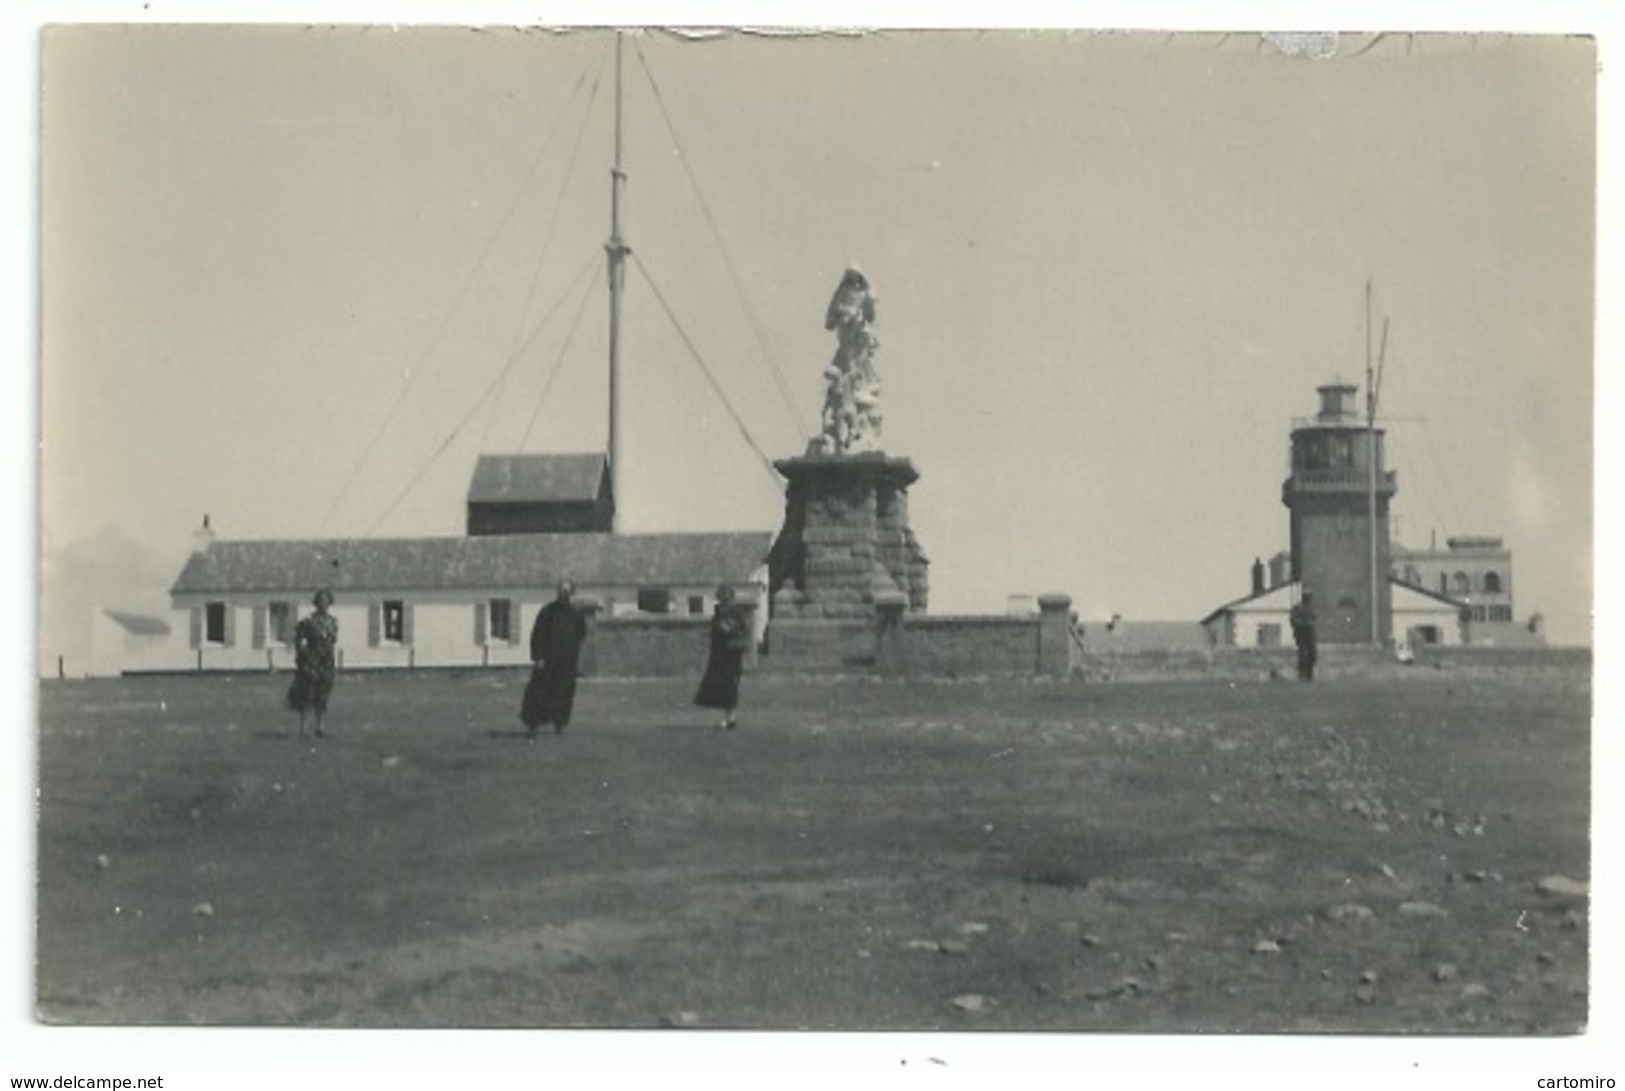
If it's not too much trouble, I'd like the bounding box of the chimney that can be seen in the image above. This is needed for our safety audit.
[1251,557,1266,596]
[191,513,215,555]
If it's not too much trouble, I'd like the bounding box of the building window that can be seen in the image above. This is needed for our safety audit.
[268,601,294,646]
[1256,623,1281,648]
[1452,572,1471,596]
[688,595,705,616]
[1483,571,1503,594]
[1439,573,1448,595]
[1329,435,1353,468]
[1402,566,1421,587]
[383,600,406,643]
[204,602,228,645]
[1415,625,1441,645]
[1489,605,1513,622]
[638,588,672,615]
[489,598,514,643]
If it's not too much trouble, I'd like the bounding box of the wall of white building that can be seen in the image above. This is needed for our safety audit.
[134,581,762,676]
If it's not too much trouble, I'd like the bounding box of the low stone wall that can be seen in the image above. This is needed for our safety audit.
[586,612,1055,678]
[1077,644,1591,685]
[585,615,714,678]
[125,638,1588,687]
[755,618,877,674]
[894,615,1041,678]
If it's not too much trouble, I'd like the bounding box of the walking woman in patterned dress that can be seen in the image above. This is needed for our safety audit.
[287,588,339,738]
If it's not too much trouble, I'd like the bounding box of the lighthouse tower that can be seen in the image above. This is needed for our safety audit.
[1281,381,1397,645]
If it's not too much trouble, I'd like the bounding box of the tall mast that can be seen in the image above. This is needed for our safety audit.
[1365,280,1381,647]
[606,31,629,533]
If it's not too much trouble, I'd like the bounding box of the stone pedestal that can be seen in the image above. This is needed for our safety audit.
[769,453,929,620]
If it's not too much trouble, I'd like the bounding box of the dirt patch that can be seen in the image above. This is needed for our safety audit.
[36,663,1589,1031]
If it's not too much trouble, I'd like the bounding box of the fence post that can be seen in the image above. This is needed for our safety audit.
[1037,593,1074,679]
[873,589,909,677]
[740,601,761,669]
[578,597,602,677]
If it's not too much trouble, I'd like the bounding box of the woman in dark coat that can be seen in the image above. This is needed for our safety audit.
[695,584,751,730]
[287,588,339,738]
[522,579,588,739]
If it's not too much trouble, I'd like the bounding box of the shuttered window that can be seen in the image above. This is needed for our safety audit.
[476,599,516,645]
[268,601,294,645]
[381,600,407,644]
[204,602,228,645]
[490,598,513,643]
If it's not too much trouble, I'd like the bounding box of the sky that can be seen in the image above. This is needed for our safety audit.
[33,16,1598,644]
[6,2,1623,1084]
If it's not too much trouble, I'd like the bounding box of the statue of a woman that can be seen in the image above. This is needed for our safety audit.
[812,265,883,455]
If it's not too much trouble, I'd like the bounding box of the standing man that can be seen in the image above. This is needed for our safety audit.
[694,584,751,731]
[1289,591,1318,682]
[521,579,588,739]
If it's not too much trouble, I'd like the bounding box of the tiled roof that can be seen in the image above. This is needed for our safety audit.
[466,454,608,504]
[1201,577,1466,625]
[171,532,773,596]
[1199,580,1299,625]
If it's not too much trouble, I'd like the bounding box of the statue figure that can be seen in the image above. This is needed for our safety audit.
[810,264,883,456]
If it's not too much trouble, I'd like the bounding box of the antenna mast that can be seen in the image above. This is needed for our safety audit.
[1365,281,1390,648]
[607,31,629,533]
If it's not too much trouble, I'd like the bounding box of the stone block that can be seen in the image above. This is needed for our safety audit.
[803,527,870,546]
[807,557,871,577]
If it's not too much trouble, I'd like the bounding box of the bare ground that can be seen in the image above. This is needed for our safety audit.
[35,655,1589,1032]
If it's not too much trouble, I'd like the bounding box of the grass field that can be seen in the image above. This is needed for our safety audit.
[35,655,1590,1032]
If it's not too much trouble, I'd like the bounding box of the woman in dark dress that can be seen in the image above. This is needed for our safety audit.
[695,584,750,730]
[287,588,339,738]
[522,579,588,739]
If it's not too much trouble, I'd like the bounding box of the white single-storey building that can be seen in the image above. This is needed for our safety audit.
[160,529,771,673]
[91,450,775,675]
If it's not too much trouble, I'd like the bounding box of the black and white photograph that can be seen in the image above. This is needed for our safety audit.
[8,0,1619,1084]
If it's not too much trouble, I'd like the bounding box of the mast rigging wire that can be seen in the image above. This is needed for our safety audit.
[362,249,602,537]
[632,38,811,444]
[478,48,609,456]
[631,250,786,492]
[316,54,601,537]
[517,270,602,453]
